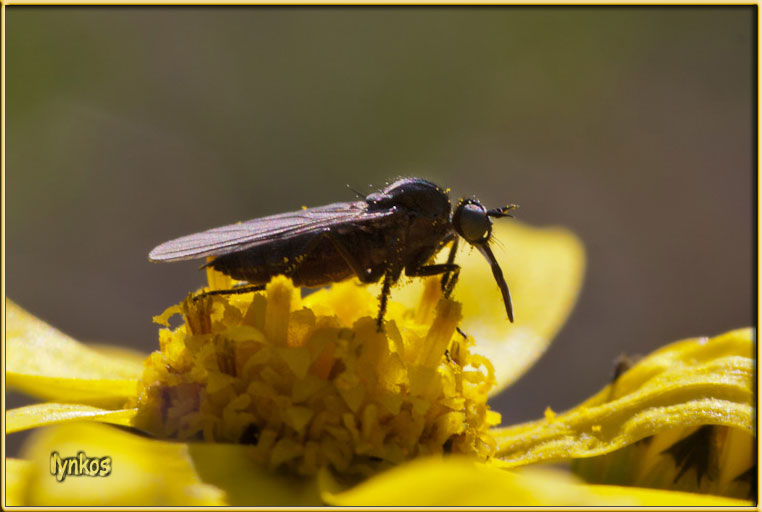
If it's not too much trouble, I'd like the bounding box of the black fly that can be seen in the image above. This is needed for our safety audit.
[149,178,516,331]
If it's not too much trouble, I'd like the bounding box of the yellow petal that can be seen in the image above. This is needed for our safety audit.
[7,404,138,434]
[5,459,32,506]
[6,299,142,405]
[321,456,615,505]
[583,484,750,506]
[17,423,226,505]
[187,443,322,506]
[321,455,745,506]
[567,330,756,499]
[494,329,754,466]
[388,221,585,394]
[14,421,322,506]
[89,344,148,368]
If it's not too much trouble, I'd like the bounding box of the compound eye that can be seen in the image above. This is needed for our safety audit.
[456,202,491,243]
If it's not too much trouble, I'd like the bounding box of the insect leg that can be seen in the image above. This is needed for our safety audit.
[376,268,393,332]
[407,261,460,297]
[375,233,407,332]
[406,262,460,278]
[440,237,460,297]
[194,283,266,301]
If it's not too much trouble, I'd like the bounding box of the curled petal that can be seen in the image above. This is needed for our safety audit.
[494,329,755,466]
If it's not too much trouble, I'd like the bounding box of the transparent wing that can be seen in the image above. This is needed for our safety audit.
[148,201,393,262]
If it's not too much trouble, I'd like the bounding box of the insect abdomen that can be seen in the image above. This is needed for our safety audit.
[209,232,361,288]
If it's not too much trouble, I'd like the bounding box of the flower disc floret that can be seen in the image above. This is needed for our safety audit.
[130,275,499,476]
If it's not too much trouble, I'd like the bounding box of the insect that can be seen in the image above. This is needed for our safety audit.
[149,177,516,330]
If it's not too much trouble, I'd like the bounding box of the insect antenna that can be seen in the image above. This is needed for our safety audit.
[487,204,519,218]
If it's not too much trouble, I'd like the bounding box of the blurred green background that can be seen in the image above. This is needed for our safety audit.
[7,7,753,452]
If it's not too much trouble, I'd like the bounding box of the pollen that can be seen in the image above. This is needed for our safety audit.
[130,274,498,476]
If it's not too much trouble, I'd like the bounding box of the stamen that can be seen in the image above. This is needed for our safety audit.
[264,277,293,346]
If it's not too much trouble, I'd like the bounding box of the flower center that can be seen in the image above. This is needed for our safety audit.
[130,274,499,476]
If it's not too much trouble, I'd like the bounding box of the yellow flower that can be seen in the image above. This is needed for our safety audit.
[5,222,754,505]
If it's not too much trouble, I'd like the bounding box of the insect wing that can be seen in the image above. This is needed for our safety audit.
[148,201,393,262]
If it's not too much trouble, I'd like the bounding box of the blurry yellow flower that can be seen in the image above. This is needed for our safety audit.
[5,222,754,505]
